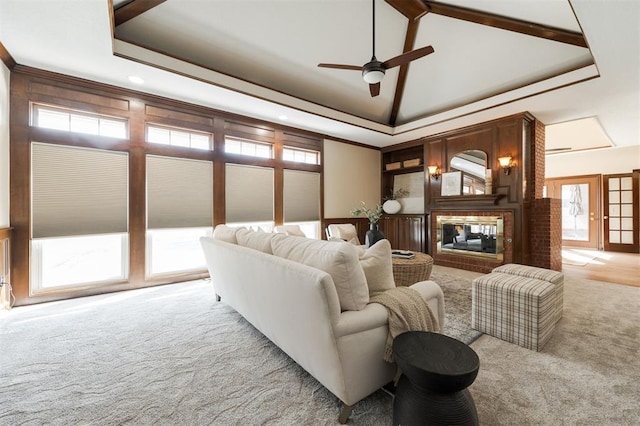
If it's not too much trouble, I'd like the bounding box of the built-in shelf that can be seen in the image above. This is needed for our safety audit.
[433,194,505,209]
[383,165,424,175]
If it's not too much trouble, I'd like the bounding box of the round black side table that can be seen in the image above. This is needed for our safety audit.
[392,331,480,426]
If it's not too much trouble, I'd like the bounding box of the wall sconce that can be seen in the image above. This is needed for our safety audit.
[427,165,441,180]
[498,156,515,175]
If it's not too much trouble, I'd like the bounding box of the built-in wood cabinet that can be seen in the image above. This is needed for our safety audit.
[322,216,426,253]
[379,141,427,253]
[378,215,425,252]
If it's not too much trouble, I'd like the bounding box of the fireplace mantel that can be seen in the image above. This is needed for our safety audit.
[433,194,505,209]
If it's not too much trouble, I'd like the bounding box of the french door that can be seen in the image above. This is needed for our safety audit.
[545,175,600,249]
[603,172,639,253]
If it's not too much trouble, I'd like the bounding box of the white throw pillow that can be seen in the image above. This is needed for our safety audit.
[274,225,306,237]
[271,236,369,311]
[212,224,242,244]
[359,239,395,296]
[331,224,361,245]
[236,228,275,254]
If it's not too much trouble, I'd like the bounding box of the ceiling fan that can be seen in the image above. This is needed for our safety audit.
[318,0,435,97]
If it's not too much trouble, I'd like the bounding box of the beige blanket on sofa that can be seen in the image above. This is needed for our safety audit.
[370,287,440,362]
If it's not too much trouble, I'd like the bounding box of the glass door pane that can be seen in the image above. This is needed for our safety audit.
[604,173,638,252]
[545,175,600,249]
[561,183,589,241]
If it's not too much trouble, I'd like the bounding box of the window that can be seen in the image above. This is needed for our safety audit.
[225,138,273,159]
[146,155,213,275]
[147,227,211,275]
[147,124,212,150]
[31,234,128,291]
[31,143,129,291]
[33,104,127,139]
[283,147,320,165]
[225,164,274,228]
[283,169,321,239]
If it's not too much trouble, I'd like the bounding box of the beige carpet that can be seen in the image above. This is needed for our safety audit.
[463,265,640,425]
[0,265,638,425]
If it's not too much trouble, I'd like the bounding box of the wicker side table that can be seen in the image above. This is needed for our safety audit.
[392,252,434,287]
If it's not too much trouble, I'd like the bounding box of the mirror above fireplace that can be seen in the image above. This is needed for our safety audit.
[450,150,488,195]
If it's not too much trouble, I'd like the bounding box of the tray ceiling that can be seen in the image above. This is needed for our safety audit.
[113,0,595,130]
[1,0,637,150]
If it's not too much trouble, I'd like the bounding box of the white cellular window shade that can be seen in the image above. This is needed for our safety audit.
[31,143,129,238]
[147,155,213,229]
[283,169,320,222]
[225,164,274,223]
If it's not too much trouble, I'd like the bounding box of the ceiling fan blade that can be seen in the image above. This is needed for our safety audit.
[369,82,380,97]
[318,63,362,71]
[382,45,434,69]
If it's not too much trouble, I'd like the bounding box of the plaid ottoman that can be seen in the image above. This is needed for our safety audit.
[472,273,556,351]
[492,264,564,324]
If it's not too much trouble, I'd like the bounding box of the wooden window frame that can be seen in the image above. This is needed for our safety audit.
[9,67,324,306]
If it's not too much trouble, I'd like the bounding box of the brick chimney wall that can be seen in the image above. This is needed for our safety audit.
[533,119,546,199]
[530,197,562,271]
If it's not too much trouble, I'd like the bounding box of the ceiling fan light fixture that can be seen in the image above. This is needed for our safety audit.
[363,69,385,84]
[362,59,385,84]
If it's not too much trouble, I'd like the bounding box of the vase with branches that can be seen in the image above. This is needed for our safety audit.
[351,201,383,224]
[351,201,385,247]
[384,188,409,201]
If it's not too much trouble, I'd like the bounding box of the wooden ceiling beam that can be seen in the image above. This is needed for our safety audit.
[424,0,588,48]
[114,0,166,27]
[389,20,420,126]
[385,0,428,21]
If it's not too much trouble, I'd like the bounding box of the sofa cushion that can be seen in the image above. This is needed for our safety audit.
[212,224,242,244]
[359,239,395,296]
[271,235,369,311]
[236,228,275,254]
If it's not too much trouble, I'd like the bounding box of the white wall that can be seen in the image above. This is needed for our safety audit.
[323,139,381,218]
[0,61,8,227]
[546,145,640,178]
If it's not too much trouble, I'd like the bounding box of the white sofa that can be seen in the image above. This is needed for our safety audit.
[200,227,445,423]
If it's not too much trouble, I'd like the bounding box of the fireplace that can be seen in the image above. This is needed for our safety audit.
[436,215,504,261]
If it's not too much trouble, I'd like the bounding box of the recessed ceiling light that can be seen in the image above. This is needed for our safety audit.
[278,115,288,121]
[128,76,144,85]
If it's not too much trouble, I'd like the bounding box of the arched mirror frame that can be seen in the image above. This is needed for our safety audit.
[449,150,489,196]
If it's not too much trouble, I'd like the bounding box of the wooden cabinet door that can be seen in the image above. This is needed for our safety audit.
[397,216,425,252]
[378,216,399,248]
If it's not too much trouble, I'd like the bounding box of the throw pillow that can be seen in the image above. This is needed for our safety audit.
[271,236,369,311]
[285,228,306,237]
[359,239,395,296]
[333,224,361,245]
[212,224,242,244]
[236,228,275,254]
